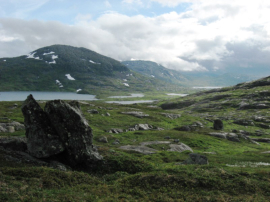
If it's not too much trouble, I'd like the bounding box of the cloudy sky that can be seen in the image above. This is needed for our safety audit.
[1,0,270,76]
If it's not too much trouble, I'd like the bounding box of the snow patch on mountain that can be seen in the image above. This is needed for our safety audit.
[43,51,55,55]
[65,74,75,80]
[89,60,101,64]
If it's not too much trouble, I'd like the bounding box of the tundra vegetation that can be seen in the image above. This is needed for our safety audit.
[1,76,270,201]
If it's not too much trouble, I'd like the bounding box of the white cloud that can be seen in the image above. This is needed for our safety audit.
[1,0,270,73]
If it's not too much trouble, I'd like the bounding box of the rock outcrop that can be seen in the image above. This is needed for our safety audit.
[213,119,223,130]
[21,94,102,168]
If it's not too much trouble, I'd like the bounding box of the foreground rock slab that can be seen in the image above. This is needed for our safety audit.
[21,94,102,168]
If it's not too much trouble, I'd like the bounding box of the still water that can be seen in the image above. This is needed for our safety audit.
[0,91,98,101]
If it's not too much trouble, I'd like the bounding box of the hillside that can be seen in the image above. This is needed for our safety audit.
[122,60,188,85]
[0,45,178,95]
[123,60,255,87]
[1,75,270,201]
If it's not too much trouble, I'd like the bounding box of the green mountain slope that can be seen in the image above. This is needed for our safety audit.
[0,45,179,95]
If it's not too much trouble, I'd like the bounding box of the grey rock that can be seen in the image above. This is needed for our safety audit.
[175,125,191,131]
[164,136,171,139]
[213,119,223,130]
[112,139,120,145]
[167,143,193,153]
[181,153,208,165]
[121,111,149,118]
[233,119,254,126]
[250,138,270,143]
[173,139,180,143]
[256,123,270,129]
[109,128,124,134]
[105,112,111,117]
[227,133,240,142]
[137,124,153,130]
[161,113,181,119]
[98,136,108,143]
[6,126,15,133]
[0,125,7,132]
[87,109,99,114]
[119,145,157,154]
[209,132,227,139]
[140,141,171,146]
[21,94,65,158]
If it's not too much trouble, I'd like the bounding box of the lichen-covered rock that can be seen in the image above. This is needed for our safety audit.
[21,94,65,158]
[44,99,102,166]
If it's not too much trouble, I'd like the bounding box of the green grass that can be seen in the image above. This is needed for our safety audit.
[1,89,270,201]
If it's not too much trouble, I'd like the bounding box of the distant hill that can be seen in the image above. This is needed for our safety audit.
[0,45,178,95]
[122,60,255,87]
[122,60,188,85]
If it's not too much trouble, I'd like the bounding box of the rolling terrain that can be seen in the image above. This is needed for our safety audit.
[1,76,270,201]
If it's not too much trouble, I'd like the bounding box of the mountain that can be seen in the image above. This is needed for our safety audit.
[122,60,188,85]
[0,45,177,95]
[122,60,255,87]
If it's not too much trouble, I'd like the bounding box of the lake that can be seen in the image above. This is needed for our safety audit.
[108,93,144,98]
[106,100,157,104]
[0,91,98,101]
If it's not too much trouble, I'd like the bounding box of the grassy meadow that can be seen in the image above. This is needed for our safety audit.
[1,90,270,201]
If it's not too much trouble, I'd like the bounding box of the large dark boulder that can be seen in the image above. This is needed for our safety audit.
[21,95,65,158]
[213,119,223,130]
[21,95,102,168]
[45,100,102,166]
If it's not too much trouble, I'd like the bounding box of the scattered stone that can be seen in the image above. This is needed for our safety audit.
[181,153,208,165]
[0,122,25,133]
[233,119,255,126]
[98,136,108,143]
[213,119,223,130]
[49,161,70,171]
[175,125,191,131]
[164,136,171,139]
[137,124,153,130]
[173,139,180,143]
[140,141,171,146]
[167,143,193,153]
[256,123,270,129]
[108,128,124,134]
[87,109,99,114]
[112,139,120,145]
[6,126,15,133]
[209,132,227,139]
[250,138,270,143]
[121,111,149,118]
[227,133,240,142]
[105,112,111,117]
[161,113,181,119]
[119,145,157,154]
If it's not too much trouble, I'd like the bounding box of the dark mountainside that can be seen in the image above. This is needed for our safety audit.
[0,45,178,94]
